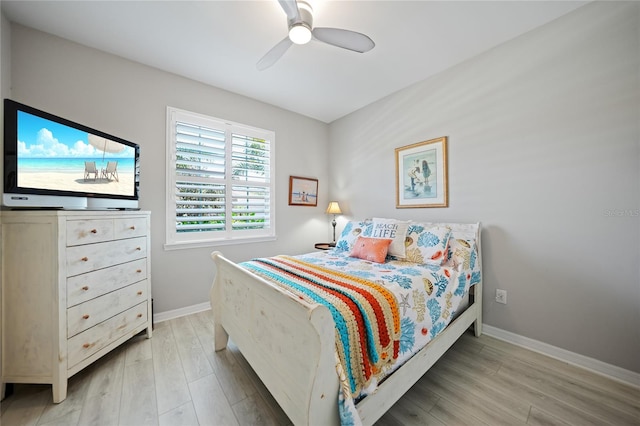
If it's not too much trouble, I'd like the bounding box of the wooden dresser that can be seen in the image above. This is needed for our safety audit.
[0,210,152,403]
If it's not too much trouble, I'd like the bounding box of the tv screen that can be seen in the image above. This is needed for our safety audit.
[3,99,139,209]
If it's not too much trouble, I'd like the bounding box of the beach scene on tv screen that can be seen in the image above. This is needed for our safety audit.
[16,111,136,197]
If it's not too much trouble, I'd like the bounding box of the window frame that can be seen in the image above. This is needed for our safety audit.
[165,107,276,250]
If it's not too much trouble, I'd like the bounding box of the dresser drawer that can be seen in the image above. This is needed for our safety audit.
[67,259,147,307]
[67,302,148,368]
[114,217,147,240]
[67,280,148,337]
[66,236,147,277]
[66,219,114,246]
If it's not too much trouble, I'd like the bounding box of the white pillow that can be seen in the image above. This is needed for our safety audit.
[370,218,410,259]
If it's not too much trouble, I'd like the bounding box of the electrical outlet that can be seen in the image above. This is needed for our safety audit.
[496,289,507,304]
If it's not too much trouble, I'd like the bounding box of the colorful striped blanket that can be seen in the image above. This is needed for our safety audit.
[240,255,401,397]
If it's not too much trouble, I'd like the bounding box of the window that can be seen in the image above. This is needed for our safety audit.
[166,107,275,249]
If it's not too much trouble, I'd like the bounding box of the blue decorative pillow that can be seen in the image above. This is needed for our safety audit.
[334,220,372,252]
[402,224,451,264]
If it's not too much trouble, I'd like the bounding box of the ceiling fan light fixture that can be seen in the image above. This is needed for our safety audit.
[257,0,375,70]
[289,23,312,44]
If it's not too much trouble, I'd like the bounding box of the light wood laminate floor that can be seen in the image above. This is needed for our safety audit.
[2,310,639,425]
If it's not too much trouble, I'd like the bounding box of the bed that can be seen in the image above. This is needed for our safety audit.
[210,220,482,425]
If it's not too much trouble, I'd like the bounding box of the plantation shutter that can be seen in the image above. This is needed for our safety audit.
[175,122,226,233]
[166,107,275,248]
[230,133,271,231]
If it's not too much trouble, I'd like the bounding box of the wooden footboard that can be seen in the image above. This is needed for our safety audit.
[210,251,341,425]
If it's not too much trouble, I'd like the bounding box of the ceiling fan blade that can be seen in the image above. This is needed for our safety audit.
[256,37,293,71]
[312,27,375,53]
[278,0,301,22]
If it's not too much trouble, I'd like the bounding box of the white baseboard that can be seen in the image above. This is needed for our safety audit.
[153,301,211,324]
[483,325,640,389]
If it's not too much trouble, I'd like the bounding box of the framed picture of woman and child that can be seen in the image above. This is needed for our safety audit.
[395,136,448,208]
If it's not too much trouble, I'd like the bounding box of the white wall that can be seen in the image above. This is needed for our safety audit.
[8,25,331,314]
[329,1,639,374]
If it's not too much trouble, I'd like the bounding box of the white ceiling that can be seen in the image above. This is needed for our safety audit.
[1,1,587,123]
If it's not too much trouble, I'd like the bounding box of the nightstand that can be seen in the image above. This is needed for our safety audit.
[314,243,334,250]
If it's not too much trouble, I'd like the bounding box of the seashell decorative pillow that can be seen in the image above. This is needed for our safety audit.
[400,223,452,265]
[334,220,372,252]
[444,237,482,285]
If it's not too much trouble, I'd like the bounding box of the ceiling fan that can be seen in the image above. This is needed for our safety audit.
[257,0,375,71]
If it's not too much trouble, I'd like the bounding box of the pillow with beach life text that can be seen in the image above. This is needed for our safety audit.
[334,220,373,252]
[371,218,410,259]
[402,223,452,265]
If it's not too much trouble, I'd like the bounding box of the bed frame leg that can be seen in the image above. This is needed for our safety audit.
[474,319,482,337]
[474,226,483,338]
[214,322,229,351]
[473,286,483,337]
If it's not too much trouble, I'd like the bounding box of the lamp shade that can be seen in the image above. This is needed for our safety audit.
[326,201,342,215]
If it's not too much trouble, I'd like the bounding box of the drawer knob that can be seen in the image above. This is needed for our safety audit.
[137,313,143,318]
[129,225,136,230]
[90,229,97,234]
[81,286,89,291]
[81,256,89,262]
[137,291,143,296]
[82,343,91,349]
[136,269,142,273]
[82,314,90,320]
[136,247,141,251]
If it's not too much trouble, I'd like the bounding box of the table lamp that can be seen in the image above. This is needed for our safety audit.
[326,201,342,246]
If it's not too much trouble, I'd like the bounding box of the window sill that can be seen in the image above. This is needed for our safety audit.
[164,235,277,251]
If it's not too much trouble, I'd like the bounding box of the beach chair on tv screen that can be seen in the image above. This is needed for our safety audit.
[102,161,119,182]
[84,161,98,181]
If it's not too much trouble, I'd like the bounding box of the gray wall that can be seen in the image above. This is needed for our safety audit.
[329,1,639,373]
[8,25,331,314]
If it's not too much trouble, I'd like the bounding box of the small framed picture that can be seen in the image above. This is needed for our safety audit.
[288,176,318,206]
[395,136,448,208]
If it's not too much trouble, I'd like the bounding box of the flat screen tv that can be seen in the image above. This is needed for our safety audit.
[3,99,139,209]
